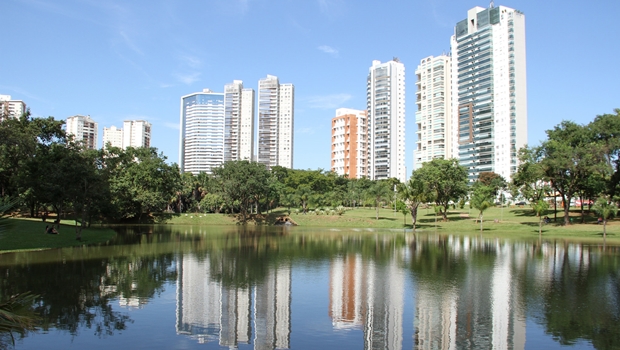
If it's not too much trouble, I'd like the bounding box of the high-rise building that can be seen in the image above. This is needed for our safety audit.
[0,95,26,120]
[66,115,98,149]
[123,120,152,148]
[224,81,255,162]
[414,55,454,170]
[179,89,225,174]
[331,108,368,178]
[451,5,527,181]
[102,125,123,148]
[257,75,294,169]
[367,59,406,183]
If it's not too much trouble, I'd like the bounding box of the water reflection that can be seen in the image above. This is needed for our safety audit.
[1,226,620,349]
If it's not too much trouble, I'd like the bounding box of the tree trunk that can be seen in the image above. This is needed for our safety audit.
[562,196,571,225]
[479,214,483,232]
[409,203,419,231]
[580,194,585,223]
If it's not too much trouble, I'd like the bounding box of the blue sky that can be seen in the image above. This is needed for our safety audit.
[3,0,619,172]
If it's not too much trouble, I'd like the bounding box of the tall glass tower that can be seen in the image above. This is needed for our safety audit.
[179,89,225,174]
[367,59,406,182]
[451,5,527,182]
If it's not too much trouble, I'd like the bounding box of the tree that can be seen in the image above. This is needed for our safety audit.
[211,160,271,222]
[511,146,551,204]
[592,197,618,241]
[541,121,607,225]
[470,184,494,232]
[395,200,409,226]
[366,181,391,220]
[477,172,506,197]
[397,174,430,231]
[415,159,468,221]
[532,199,550,237]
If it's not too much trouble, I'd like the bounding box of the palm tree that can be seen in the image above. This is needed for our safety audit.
[593,196,618,241]
[532,199,550,238]
[366,181,391,220]
[470,185,494,232]
[397,175,430,231]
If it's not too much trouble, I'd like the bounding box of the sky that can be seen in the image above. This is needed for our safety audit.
[2,0,620,173]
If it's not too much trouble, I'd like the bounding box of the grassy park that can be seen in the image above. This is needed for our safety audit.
[163,205,618,242]
[0,218,116,253]
[1,205,617,253]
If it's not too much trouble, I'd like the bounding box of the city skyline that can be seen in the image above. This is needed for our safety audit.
[3,1,619,173]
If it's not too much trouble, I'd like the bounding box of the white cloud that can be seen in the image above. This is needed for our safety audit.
[305,93,352,109]
[174,72,201,85]
[318,45,339,57]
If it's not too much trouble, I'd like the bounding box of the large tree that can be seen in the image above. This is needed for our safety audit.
[415,158,468,221]
[541,121,606,225]
[211,160,271,222]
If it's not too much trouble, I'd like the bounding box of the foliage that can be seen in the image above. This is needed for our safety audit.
[211,160,271,222]
[366,181,392,220]
[397,173,430,230]
[532,200,550,236]
[592,196,618,240]
[415,158,468,221]
[470,184,494,231]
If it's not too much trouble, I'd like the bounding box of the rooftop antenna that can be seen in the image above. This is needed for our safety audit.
[490,0,494,8]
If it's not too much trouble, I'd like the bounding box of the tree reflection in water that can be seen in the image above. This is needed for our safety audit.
[0,226,619,349]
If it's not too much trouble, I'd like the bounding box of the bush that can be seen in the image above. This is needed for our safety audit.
[336,206,346,216]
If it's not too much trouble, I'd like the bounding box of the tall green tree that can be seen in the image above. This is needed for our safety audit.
[511,146,551,204]
[541,121,606,225]
[415,158,468,221]
[211,160,271,222]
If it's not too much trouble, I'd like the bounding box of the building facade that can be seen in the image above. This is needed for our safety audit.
[224,81,255,162]
[179,89,225,174]
[414,55,454,170]
[331,108,368,178]
[257,75,294,169]
[123,120,152,149]
[451,5,527,181]
[0,95,26,120]
[367,60,406,183]
[66,115,98,149]
[102,125,124,149]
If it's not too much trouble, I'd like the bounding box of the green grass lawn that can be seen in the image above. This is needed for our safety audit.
[160,205,619,243]
[0,218,117,253]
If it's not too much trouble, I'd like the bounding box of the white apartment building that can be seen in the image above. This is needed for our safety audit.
[0,95,26,120]
[257,75,294,169]
[179,89,225,174]
[331,108,368,178]
[451,5,527,182]
[102,125,123,148]
[224,81,255,161]
[66,115,98,149]
[414,55,454,170]
[123,120,151,148]
[367,59,406,182]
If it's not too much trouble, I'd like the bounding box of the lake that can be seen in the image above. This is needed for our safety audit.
[1,225,618,349]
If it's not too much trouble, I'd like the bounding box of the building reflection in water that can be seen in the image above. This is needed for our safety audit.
[176,254,291,349]
[329,252,405,350]
[411,236,526,350]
